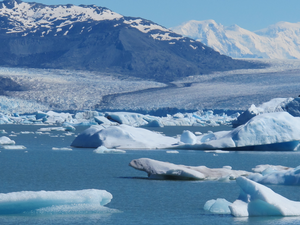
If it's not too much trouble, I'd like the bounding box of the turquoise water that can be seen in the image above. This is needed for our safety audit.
[1,125,300,224]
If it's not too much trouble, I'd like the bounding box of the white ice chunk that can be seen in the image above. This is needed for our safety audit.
[129,158,251,180]
[52,147,73,151]
[1,145,26,150]
[72,124,178,149]
[180,130,196,144]
[230,177,300,217]
[178,112,300,151]
[0,136,15,145]
[204,198,232,214]
[166,150,179,154]
[249,165,300,185]
[0,189,112,215]
[37,127,68,132]
[93,146,126,154]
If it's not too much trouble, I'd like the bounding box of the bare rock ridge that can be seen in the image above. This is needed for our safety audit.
[0,0,264,82]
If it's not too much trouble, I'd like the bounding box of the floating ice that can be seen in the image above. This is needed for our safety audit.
[166,150,179,154]
[0,189,113,215]
[248,165,300,185]
[177,112,300,151]
[37,127,70,132]
[0,136,15,145]
[0,109,237,127]
[180,130,196,144]
[233,97,294,127]
[230,177,300,217]
[204,198,232,214]
[93,146,126,154]
[52,147,73,151]
[1,145,26,150]
[129,158,251,180]
[71,124,178,149]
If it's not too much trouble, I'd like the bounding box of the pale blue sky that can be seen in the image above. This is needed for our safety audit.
[23,0,300,31]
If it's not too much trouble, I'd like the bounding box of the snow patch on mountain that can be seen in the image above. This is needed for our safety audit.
[0,1,123,34]
[171,20,300,59]
[0,0,183,42]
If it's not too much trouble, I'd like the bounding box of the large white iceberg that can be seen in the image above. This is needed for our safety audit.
[178,112,300,151]
[71,124,178,149]
[0,189,113,215]
[233,97,299,127]
[230,177,300,217]
[129,158,251,180]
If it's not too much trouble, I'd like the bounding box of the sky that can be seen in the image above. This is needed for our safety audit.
[22,0,300,31]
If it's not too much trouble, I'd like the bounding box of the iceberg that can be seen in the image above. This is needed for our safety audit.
[93,146,126,154]
[204,198,232,214]
[1,145,26,150]
[52,147,73,151]
[177,112,300,151]
[71,124,178,149]
[248,165,300,185]
[0,136,15,145]
[0,189,113,215]
[129,158,251,180]
[230,177,300,217]
[233,97,295,127]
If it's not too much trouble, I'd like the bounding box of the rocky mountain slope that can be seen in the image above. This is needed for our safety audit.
[171,20,300,59]
[0,0,262,82]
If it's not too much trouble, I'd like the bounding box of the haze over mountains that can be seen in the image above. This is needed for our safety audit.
[171,20,300,59]
[0,0,262,82]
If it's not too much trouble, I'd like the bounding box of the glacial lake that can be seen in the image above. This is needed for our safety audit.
[1,125,300,225]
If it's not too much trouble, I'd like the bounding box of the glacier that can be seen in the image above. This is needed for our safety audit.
[0,59,299,114]
[0,189,113,215]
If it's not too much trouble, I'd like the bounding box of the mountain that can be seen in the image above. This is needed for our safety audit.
[0,0,262,82]
[171,20,300,59]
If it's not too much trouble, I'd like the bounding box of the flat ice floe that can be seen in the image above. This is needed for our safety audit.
[0,189,114,215]
[129,158,251,180]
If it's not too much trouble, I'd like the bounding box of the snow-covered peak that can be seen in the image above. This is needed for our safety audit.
[171,19,223,39]
[0,0,123,33]
[255,21,300,38]
[171,19,300,59]
[0,0,184,42]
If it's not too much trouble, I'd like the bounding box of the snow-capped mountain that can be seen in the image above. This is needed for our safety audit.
[0,0,261,82]
[171,20,300,59]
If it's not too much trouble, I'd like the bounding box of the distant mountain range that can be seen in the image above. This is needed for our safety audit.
[0,0,262,82]
[171,20,300,59]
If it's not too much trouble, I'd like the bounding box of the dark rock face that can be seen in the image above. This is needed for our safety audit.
[0,1,266,82]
